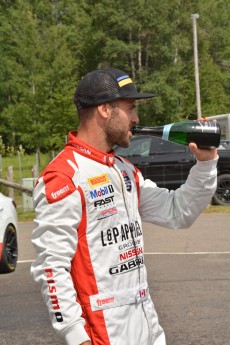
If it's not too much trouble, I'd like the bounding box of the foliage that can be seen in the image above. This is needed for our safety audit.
[0,0,230,152]
[0,136,5,155]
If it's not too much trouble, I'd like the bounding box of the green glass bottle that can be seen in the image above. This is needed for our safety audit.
[131,120,221,148]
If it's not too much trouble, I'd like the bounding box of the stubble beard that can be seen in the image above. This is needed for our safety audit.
[105,107,131,148]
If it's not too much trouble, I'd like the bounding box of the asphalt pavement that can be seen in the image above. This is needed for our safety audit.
[0,214,229,345]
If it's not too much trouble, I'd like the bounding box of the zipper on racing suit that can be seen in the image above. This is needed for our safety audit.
[112,164,142,285]
[112,163,153,345]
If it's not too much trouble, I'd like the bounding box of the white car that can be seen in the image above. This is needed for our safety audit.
[0,192,18,273]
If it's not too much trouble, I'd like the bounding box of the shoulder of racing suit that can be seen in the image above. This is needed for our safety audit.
[36,148,79,204]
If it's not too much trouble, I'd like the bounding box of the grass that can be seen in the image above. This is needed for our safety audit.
[0,152,53,213]
[18,209,35,222]
[1,152,52,182]
[202,204,230,214]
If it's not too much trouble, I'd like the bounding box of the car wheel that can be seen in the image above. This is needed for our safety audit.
[212,174,230,205]
[0,224,18,274]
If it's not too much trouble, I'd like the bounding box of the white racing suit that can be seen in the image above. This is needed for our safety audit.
[31,131,218,345]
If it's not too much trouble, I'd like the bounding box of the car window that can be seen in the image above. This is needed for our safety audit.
[115,137,152,157]
[218,140,230,150]
[114,136,187,158]
[153,138,186,155]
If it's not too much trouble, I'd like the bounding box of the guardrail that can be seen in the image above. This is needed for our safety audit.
[0,178,33,196]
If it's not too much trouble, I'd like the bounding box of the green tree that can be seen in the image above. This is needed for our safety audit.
[0,0,229,152]
[0,0,92,151]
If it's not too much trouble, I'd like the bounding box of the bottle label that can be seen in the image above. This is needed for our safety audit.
[162,123,173,140]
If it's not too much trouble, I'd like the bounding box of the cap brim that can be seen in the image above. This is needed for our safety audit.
[122,92,158,100]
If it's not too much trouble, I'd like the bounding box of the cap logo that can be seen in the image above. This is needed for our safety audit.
[117,75,133,88]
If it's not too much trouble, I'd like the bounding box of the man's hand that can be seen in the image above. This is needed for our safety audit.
[80,342,91,345]
[189,142,218,161]
[189,117,218,161]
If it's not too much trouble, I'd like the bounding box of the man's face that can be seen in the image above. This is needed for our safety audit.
[104,99,139,148]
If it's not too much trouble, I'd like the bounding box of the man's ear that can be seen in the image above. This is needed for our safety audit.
[97,103,110,119]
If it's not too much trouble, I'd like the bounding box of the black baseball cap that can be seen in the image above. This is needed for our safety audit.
[74,68,156,110]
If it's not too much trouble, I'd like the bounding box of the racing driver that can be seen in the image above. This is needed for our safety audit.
[31,68,218,345]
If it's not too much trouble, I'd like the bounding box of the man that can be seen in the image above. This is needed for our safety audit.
[31,68,218,345]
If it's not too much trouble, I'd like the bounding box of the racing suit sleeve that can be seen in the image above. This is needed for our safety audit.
[31,172,90,345]
[138,157,218,228]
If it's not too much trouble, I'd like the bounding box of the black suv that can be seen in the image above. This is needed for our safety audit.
[114,136,230,205]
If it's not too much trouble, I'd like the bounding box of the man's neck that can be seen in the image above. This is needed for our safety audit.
[77,128,111,153]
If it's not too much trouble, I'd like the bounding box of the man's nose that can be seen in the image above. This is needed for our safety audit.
[132,112,139,125]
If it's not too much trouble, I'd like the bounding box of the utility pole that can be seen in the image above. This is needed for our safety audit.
[191,13,201,119]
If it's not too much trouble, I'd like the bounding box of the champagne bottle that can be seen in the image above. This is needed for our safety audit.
[131,120,221,149]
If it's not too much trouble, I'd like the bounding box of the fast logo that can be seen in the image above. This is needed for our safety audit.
[94,195,114,207]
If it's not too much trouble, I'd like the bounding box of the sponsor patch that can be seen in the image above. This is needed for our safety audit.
[118,239,141,251]
[121,170,132,192]
[139,288,147,299]
[119,247,143,261]
[88,174,109,188]
[51,185,70,199]
[44,268,63,322]
[44,174,77,204]
[72,144,91,155]
[94,196,114,208]
[101,221,142,247]
[117,75,133,87]
[109,256,144,275]
[90,184,114,199]
[96,296,115,307]
[97,207,117,220]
